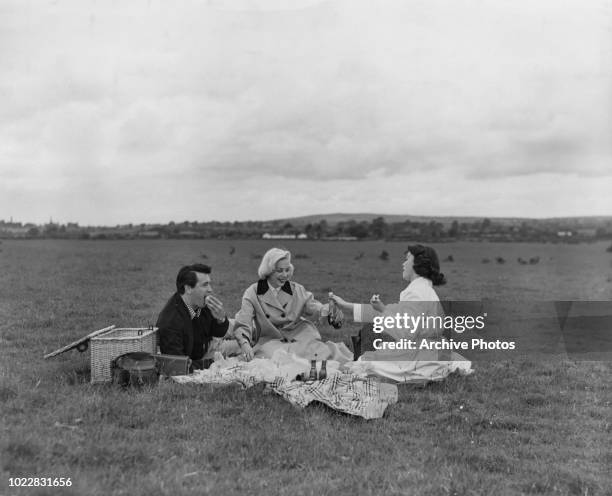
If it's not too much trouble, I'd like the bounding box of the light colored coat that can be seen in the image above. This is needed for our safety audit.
[233,279,325,346]
[233,280,354,362]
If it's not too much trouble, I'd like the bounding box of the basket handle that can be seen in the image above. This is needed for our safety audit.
[138,325,154,336]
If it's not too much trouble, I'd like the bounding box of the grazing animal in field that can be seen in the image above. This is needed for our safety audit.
[495,257,505,264]
[482,258,490,264]
[354,252,364,260]
[518,257,528,265]
[379,250,389,261]
[529,256,540,265]
[444,255,454,262]
[229,246,236,256]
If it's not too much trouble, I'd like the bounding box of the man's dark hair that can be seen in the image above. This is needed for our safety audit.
[176,264,211,294]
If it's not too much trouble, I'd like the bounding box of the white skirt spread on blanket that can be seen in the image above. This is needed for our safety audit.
[346,352,473,384]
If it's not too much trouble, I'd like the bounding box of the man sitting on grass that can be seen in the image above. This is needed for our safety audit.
[157,264,229,370]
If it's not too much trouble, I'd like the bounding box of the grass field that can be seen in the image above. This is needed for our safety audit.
[1,239,611,495]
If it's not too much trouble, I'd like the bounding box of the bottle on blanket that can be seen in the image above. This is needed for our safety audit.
[298,360,328,382]
[319,360,327,380]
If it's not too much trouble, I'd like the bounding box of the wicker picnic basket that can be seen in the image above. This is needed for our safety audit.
[90,327,158,384]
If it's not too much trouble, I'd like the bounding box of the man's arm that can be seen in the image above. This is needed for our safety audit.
[205,295,229,338]
[158,325,187,356]
[209,314,229,338]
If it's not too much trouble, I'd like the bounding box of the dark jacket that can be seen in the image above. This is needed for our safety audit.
[156,292,229,360]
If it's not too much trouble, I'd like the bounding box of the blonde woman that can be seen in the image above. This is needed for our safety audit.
[233,248,352,363]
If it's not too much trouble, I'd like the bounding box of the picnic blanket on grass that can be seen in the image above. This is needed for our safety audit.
[270,373,398,420]
[171,350,398,419]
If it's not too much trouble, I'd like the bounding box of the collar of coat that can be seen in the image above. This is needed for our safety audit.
[256,279,293,296]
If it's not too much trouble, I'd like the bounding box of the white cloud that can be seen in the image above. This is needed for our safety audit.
[0,0,610,223]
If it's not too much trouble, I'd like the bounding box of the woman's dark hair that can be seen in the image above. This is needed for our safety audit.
[176,264,211,294]
[406,245,446,286]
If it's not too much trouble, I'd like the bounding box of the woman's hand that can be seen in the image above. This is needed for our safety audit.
[319,303,330,317]
[370,294,386,313]
[328,292,354,312]
[239,341,254,361]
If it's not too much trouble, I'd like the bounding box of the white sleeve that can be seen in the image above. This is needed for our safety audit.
[353,303,363,322]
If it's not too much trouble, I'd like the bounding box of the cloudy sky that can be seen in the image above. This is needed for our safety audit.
[1,0,611,225]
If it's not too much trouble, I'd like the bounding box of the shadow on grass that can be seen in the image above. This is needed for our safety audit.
[57,364,91,385]
[301,400,375,420]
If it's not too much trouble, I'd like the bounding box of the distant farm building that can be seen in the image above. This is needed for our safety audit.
[262,233,308,240]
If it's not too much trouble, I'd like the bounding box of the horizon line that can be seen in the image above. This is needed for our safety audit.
[2,211,612,227]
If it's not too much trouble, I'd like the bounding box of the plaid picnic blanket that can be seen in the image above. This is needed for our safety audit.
[171,358,275,388]
[171,352,397,419]
[269,373,398,419]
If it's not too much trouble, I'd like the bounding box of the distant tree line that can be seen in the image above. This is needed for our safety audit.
[301,217,611,242]
[2,217,611,242]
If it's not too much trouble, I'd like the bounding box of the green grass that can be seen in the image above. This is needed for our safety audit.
[1,240,611,495]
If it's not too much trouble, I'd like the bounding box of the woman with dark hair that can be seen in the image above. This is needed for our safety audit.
[330,244,446,335]
[330,244,471,383]
[405,244,447,287]
[383,244,446,307]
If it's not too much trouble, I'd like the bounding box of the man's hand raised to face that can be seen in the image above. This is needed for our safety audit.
[205,295,227,323]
